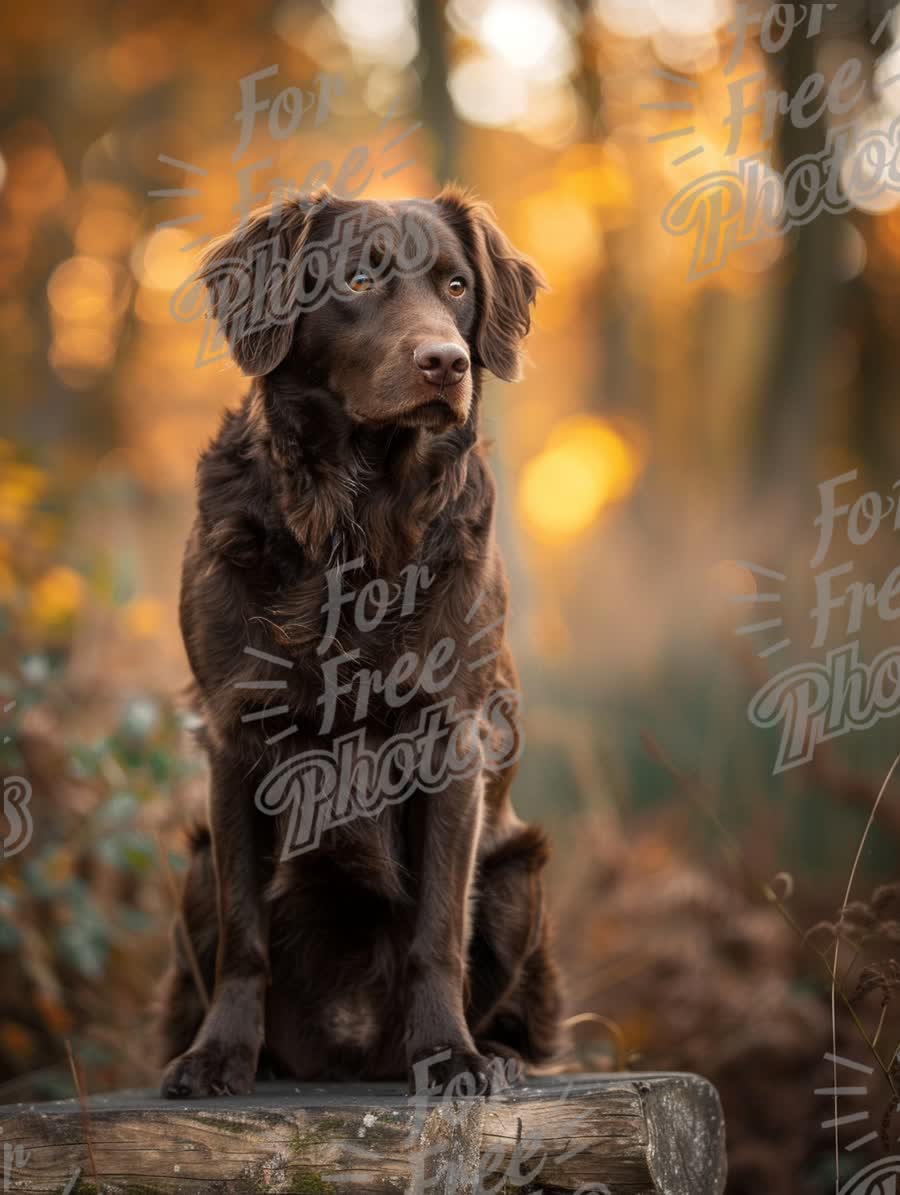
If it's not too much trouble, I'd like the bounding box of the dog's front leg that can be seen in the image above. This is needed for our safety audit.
[162,751,271,1098]
[405,765,494,1096]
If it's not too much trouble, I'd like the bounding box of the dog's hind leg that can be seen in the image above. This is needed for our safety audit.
[474,925,562,1067]
[157,827,218,1065]
[466,824,562,1067]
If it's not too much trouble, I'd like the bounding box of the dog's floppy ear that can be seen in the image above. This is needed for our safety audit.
[436,186,546,382]
[200,199,313,377]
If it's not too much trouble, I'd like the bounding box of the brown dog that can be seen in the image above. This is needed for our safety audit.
[159,187,561,1098]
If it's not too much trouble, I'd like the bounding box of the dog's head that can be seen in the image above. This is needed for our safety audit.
[200,187,544,431]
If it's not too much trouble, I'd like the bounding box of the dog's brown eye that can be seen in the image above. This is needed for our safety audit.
[349,271,373,292]
[448,277,466,297]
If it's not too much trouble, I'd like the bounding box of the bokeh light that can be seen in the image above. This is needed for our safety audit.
[519,416,640,542]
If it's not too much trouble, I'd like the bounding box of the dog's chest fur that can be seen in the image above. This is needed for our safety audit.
[187,389,504,748]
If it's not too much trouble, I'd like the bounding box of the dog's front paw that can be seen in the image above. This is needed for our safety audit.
[407,1044,511,1098]
[161,1040,257,1099]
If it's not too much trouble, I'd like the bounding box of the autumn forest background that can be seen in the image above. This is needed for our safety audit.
[2,1,900,1192]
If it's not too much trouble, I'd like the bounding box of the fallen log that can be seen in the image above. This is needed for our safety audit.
[0,1072,727,1194]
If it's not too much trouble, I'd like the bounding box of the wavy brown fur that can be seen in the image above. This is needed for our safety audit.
[158,188,561,1098]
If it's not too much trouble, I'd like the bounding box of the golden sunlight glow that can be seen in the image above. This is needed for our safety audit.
[594,0,730,39]
[28,566,84,629]
[708,560,758,601]
[47,256,118,319]
[518,191,599,278]
[558,145,634,223]
[552,416,640,500]
[519,416,641,542]
[448,0,574,132]
[130,228,194,290]
[449,56,529,126]
[328,0,418,65]
[520,449,603,541]
[4,144,67,217]
[0,463,46,526]
[122,596,164,639]
[479,0,573,80]
[46,255,129,383]
[74,205,139,258]
[516,83,580,148]
[50,324,116,366]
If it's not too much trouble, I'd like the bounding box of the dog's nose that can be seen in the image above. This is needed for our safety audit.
[414,341,470,386]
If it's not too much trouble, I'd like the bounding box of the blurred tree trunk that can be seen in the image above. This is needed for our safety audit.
[751,25,843,497]
[848,266,895,488]
[572,0,644,419]
[416,0,457,182]
[752,0,898,495]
